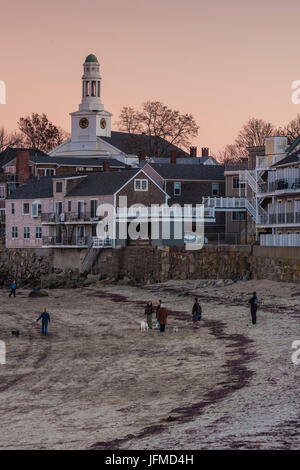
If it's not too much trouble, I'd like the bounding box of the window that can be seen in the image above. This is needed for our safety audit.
[174,182,181,196]
[11,203,15,215]
[56,182,63,193]
[32,202,42,217]
[90,200,97,218]
[134,179,148,191]
[12,226,18,238]
[24,227,30,239]
[232,212,246,221]
[36,227,42,239]
[0,186,5,198]
[23,203,30,215]
[68,201,72,212]
[212,183,219,196]
[43,169,55,176]
[233,177,239,189]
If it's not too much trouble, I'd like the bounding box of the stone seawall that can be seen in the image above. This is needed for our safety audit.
[1,245,300,287]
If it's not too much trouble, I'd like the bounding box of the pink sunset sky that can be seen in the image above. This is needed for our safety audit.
[1,0,300,155]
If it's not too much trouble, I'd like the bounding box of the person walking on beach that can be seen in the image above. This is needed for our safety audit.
[156,302,168,333]
[144,301,154,329]
[192,297,202,328]
[155,299,162,329]
[36,308,51,336]
[249,292,258,325]
[9,280,17,298]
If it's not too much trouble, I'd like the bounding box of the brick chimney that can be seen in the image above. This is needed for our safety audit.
[103,161,110,172]
[190,146,197,158]
[16,150,30,184]
[170,150,177,164]
[202,147,209,157]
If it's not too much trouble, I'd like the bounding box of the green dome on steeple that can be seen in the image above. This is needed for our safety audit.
[85,54,99,63]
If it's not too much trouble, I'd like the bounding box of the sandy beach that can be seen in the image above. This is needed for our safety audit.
[0,279,299,450]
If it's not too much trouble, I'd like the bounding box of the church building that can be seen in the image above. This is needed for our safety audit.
[49,54,196,166]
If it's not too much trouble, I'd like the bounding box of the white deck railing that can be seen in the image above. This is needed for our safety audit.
[202,197,246,209]
[260,233,300,247]
[262,201,300,225]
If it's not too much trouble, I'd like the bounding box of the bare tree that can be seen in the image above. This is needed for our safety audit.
[0,127,24,153]
[216,144,243,164]
[278,114,300,143]
[18,113,70,153]
[217,118,276,163]
[235,118,275,156]
[117,101,199,157]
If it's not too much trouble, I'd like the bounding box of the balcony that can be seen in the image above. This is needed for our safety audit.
[258,202,300,226]
[267,168,300,194]
[202,196,246,210]
[42,236,112,248]
[41,212,101,224]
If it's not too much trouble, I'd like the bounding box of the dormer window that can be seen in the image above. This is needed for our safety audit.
[134,179,148,191]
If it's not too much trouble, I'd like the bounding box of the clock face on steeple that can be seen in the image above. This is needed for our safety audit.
[79,118,89,129]
[100,118,106,129]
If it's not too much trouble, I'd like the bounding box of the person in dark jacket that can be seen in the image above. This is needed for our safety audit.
[192,297,202,328]
[144,301,154,329]
[36,308,51,336]
[155,299,162,329]
[249,292,258,325]
[9,280,17,298]
[157,303,168,333]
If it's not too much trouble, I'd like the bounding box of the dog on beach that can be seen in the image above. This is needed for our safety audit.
[11,329,20,337]
[140,321,149,332]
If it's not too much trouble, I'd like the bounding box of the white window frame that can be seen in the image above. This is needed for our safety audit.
[41,168,55,176]
[35,227,42,239]
[24,227,30,239]
[23,203,30,215]
[32,202,42,217]
[12,226,18,239]
[11,203,15,215]
[134,179,148,191]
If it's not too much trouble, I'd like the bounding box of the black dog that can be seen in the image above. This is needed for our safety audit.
[11,330,20,338]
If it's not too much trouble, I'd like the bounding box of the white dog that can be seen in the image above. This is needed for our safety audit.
[140,320,149,332]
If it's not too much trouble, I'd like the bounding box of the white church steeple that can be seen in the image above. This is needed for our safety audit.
[68,54,112,150]
[79,54,104,112]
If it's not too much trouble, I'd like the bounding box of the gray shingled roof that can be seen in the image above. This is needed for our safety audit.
[272,151,300,167]
[7,176,54,200]
[139,156,219,166]
[66,169,140,197]
[101,131,190,158]
[0,147,47,169]
[146,163,225,180]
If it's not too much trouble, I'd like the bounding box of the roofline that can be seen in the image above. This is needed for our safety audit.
[48,138,71,156]
[114,168,170,198]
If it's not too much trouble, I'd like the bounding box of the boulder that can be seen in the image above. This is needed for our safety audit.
[28,289,49,298]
